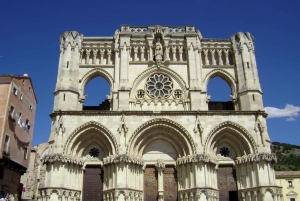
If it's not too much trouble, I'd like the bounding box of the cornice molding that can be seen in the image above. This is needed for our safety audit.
[50,110,268,117]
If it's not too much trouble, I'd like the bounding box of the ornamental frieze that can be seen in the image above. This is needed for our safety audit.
[235,152,277,164]
[176,154,217,165]
[41,153,84,165]
[103,154,144,165]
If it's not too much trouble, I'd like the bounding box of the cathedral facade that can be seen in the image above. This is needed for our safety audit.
[38,25,281,201]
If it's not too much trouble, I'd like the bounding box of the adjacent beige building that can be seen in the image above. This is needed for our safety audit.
[36,25,281,201]
[275,171,300,201]
[0,75,37,201]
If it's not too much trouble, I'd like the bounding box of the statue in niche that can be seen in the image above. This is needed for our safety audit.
[55,115,65,136]
[154,38,163,65]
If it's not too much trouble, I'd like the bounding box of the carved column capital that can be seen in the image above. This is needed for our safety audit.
[92,49,98,55]
[155,159,165,170]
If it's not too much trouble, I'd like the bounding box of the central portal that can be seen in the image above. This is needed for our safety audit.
[163,166,177,201]
[217,165,238,201]
[82,165,103,201]
[144,165,177,201]
[144,166,158,201]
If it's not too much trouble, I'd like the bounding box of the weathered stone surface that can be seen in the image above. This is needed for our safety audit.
[23,25,282,201]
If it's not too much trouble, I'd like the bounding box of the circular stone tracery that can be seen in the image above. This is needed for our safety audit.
[219,147,230,157]
[89,147,100,157]
[145,74,173,99]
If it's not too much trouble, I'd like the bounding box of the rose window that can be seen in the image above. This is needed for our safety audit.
[89,147,100,157]
[145,74,173,99]
[219,147,230,157]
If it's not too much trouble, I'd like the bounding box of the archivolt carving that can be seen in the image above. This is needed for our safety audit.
[130,66,188,99]
[63,121,118,155]
[79,68,114,100]
[126,118,196,155]
[202,69,237,96]
[204,121,258,155]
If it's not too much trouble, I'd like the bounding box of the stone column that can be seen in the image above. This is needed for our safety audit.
[209,49,216,65]
[178,46,183,61]
[217,49,223,65]
[171,46,177,61]
[92,49,98,64]
[155,160,165,201]
[100,49,105,64]
[224,49,229,65]
[85,49,90,64]
[203,49,209,65]
[140,46,145,61]
[134,46,139,61]
[107,49,112,65]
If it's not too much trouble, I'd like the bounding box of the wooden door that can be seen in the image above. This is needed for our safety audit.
[82,165,103,201]
[144,166,158,201]
[163,166,178,201]
[217,165,238,201]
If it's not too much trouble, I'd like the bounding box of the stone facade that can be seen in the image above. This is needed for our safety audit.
[21,143,48,200]
[38,25,281,201]
[0,75,37,201]
[275,171,300,201]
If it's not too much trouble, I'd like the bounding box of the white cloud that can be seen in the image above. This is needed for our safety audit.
[264,104,300,121]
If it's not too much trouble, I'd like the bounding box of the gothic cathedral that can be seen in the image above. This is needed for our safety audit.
[39,25,282,201]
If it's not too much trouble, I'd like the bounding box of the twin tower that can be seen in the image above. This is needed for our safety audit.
[39,25,281,201]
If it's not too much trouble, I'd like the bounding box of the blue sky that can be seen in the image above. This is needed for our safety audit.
[1,0,299,146]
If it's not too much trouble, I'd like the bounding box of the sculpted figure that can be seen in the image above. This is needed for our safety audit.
[154,38,163,62]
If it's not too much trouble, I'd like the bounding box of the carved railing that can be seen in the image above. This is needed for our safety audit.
[201,39,234,66]
[80,48,114,65]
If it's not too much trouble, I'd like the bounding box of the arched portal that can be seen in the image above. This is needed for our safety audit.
[82,165,103,201]
[205,121,257,201]
[127,118,196,157]
[64,121,118,157]
[63,121,118,201]
[128,118,195,201]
